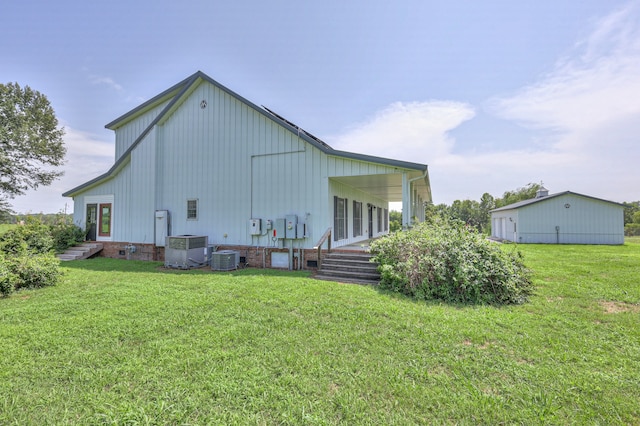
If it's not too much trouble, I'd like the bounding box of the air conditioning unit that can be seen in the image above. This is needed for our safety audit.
[164,235,208,269]
[211,250,240,271]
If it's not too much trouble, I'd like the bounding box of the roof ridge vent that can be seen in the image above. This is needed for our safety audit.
[536,186,549,198]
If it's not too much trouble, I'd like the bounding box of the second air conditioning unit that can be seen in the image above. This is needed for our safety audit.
[165,235,208,269]
[211,250,240,271]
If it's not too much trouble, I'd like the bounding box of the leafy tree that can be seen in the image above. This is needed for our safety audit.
[0,82,65,215]
[425,202,452,221]
[450,199,482,230]
[389,210,402,232]
[622,201,640,225]
[495,182,542,208]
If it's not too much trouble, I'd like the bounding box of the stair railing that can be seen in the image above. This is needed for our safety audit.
[313,227,332,268]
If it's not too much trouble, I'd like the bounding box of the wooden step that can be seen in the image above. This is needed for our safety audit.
[57,243,103,261]
[315,252,381,285]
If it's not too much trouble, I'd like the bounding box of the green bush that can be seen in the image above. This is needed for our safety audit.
[9,252,62,290]
[50,222,84,253]
[370,217,533,305]
[0,217,65,296]
[0,217,53,254]
[0,254,17,297]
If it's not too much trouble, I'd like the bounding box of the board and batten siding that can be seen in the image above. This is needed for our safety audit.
[155,81,329,248]
[114,101,170,160]
[71,77,413,249]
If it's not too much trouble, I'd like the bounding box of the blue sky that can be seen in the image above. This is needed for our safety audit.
[2,0,639,213]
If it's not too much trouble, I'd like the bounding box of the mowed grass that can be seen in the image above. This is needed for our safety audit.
[1,242,639,424]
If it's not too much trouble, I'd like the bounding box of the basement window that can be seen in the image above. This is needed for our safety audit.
[187,199,198,220]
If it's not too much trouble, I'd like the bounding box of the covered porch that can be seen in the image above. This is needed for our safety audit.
[330,168,431,229]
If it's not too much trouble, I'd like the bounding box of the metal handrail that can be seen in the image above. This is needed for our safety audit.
[313,227,332,268]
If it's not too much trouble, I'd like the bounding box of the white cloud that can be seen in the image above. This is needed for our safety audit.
[488,3,640,138]
[10,126,114,214]
[479,0,640,202]
[88,74,124,92]
[333,1,640,205]
[329,101,476,164]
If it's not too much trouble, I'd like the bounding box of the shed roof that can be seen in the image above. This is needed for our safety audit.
[64,71,429,197]
[490,191,625,213]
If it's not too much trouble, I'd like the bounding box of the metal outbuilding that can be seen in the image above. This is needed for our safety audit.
[490,188,625,245]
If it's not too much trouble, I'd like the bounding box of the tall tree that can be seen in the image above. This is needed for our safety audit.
[495,182,542,208]
[0,83,65,213]
[622,201,640,225]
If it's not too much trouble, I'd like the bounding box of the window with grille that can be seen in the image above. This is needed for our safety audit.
[187,199,198,220]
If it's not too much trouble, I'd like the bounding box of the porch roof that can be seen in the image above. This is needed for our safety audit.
[331,169,431,204]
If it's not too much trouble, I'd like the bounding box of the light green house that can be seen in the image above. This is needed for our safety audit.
[63,71,431,266]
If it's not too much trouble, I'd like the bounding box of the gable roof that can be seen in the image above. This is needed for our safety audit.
[64,71,428,197]
[490,191,625,213]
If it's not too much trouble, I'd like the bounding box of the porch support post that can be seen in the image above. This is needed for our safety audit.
[402,172,411,229]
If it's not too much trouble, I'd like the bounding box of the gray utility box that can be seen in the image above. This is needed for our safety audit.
[211,250,240,271]
[274,218,286,239]
[285,215,297,239]
[154,210,170,247]
[164,235,208,269]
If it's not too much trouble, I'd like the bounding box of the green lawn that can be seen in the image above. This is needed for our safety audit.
[1,242,639,425]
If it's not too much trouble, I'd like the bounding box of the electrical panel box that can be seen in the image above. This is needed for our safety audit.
[296,223,306,239]
[249,218,261,235]
[154,210,170,247]
[265,219,273,230]
[274,218,286,239]
[285,215,298,239]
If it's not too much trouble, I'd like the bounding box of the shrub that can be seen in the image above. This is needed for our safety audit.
[50,221,85,253]
[370,217,533,305]
[9,252,62,290]
[0,217,53,254]
[0,254,17,297]
[0,216,64,295]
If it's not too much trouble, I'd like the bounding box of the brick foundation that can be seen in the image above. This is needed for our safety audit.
[97,242,321,270]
